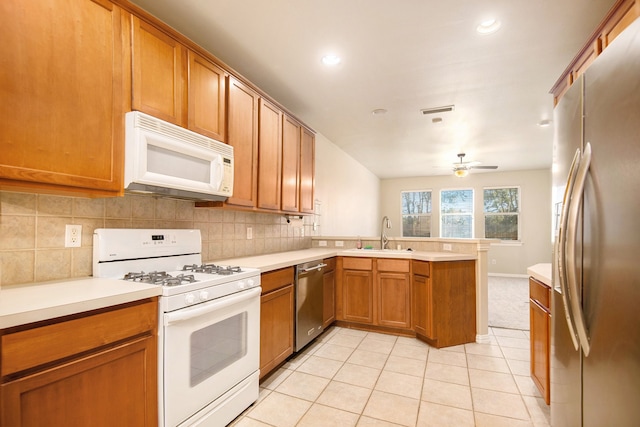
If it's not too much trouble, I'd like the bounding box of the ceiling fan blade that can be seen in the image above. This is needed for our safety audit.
[470,165,498,169]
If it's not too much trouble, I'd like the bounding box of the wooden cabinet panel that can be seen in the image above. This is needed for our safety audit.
[412,272,433,338]
[0,0,126,196]
[259,285,294,378]
[529,276,551,405]
[131,15,185,126]
[257,99,282,210]
[342,270,374,324]
[300,127,315,214]
[187,51,226,141]
[281,115,301,212]
[226,77,259,207]
[1,337,157,427]
[323,260,336,329]
[342,257,373,271]
[377,272,411,329]
[260,266,294,294]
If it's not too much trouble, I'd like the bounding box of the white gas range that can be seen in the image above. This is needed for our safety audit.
[93,229,261,427]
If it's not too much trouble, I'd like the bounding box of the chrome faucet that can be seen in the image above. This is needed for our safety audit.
[380,216,392,249]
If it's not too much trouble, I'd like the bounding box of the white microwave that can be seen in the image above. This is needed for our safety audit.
[124,111,233,201]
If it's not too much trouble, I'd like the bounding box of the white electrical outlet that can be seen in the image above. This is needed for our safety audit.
[492,259,497,265]
[246,227,253,240]
[65,224,82,247]
[318,240,327,247]
[443,243,452,251]
[335,241,344,247]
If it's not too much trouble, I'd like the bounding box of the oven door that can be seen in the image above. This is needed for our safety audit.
[162,286,260,427]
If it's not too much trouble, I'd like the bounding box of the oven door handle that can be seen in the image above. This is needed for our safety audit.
[164,286,261,326]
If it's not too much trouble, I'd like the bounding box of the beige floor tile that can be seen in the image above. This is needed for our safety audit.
[474,412,534,427]
[469,368,519,393]
[424,362,470,386]
[496,335,530,349]
[507,359,531,376]
[427,349,467,367]
[366,331,400,342]
[282,353,310,370]
[421,378,473,410]
[491,328,529,339]
[230,415,273,426]
[384,355,426,377]
[316,380,372,413]
[396,336,429,348]
[416,401,475,427]
[464,342,504,358]
[466,353,511,373]
[501,346,531,362]
[296,355,344,379]
[275,371,330,401]
[358,337,396,354]
[363,390,420,426]
[313,343,355,361]
[246,391,312,427]
[438,344,466,353]
[327,332,365,348]
[472,388,530,420]
[514,374,543,397]
[260,367,294,390]
[334,363,382,389]
[338,328,369,337]
[390,343,429,361]
[522,395,551,425]
[356,416,405,426]
[297,403,359,427]
[348,349,390,369]
[375,370,423,399]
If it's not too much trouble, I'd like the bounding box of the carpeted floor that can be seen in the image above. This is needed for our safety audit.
[488,275,530,330]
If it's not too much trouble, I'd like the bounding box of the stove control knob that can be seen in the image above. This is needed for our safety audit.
[185,293,196,305]
[238,281,247,290]
[199,290,209,301]
[246,279,255,288]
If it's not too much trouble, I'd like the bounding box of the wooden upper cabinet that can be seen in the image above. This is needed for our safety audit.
[187,51,227,141]
[0,0,126,196]
[281,115,301,212]
[300,127,315,214]
[226,77,259,208]
[257,99,283,210]
[131,15,186,126]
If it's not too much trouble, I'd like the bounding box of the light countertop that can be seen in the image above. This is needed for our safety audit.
[527,263,552,286]
[0,278,161,329]
[216,248,476,273]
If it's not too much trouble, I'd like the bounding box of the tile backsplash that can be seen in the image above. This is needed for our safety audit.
[0,191,311,287]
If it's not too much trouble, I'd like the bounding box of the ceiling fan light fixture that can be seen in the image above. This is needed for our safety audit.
[477,19,501,35]
[454,168,469,178]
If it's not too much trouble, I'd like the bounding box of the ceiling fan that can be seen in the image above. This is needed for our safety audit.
[452,153,498,177]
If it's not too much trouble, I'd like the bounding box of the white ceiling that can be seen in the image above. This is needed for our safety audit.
[130,0,615,179]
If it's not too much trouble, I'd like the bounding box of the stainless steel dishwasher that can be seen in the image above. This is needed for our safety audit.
[295,259,327,351]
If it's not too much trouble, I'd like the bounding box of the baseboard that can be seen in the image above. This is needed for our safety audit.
[488,273,529,279]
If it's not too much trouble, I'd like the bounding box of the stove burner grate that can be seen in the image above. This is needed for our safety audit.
[122,271,198,286]
[182,264,243,275]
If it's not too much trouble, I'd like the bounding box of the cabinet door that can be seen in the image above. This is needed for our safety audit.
[378,272,411,329]
[259,285,294,378]
[257,99,282,210]
[131,15,185,126]
[530,299,551,404]
[300,127,315,214]
[1,337,157,427]
[412,274,433,338]
[342,270,374,324]
[323,268,336,328]
[0,0,126,196]
[187,51,226,141]
[281,115,301,212]
[226,77,259,207]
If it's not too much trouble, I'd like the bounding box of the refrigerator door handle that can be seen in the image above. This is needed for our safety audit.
[566,142,592,356]
[557,148,582,351]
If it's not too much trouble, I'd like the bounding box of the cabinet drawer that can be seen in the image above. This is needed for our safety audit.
[341,257,372,271]
[412,261,431,277]
[529,277,551,310]
[261,267,294,294]
[1,299,157,377]
[377,259,410,273]
[323,257,336,271]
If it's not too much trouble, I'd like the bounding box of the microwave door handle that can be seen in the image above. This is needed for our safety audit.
[557,148,581,351]
[164,286,261,326]
[566,142,592,356]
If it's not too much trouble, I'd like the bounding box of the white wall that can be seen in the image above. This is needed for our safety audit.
[380,169,552,275]
[313,133,380,236]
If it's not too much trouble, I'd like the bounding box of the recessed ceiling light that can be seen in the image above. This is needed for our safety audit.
[372,108,388,115]
[538,119,552,127]
[477,19,501,35]
[321,55,341,66]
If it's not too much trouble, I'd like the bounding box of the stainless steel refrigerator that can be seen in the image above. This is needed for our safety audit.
[551,18,640,426]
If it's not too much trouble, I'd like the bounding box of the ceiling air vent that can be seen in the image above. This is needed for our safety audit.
[420,105,455,115]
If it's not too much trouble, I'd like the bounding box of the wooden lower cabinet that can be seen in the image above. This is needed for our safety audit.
[339,257,374,324]
[377,259,411,329]
[0,299,158,427]
[529,277,551,405]
[259,267,294,379]
[322,258,336,329]
[412,260,476,348]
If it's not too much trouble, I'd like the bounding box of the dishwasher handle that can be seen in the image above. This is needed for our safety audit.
[299,263,327,273]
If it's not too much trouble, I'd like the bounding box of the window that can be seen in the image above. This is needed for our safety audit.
[484,187,520,240]
[440,189,474,238]
[401,191,432,237]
